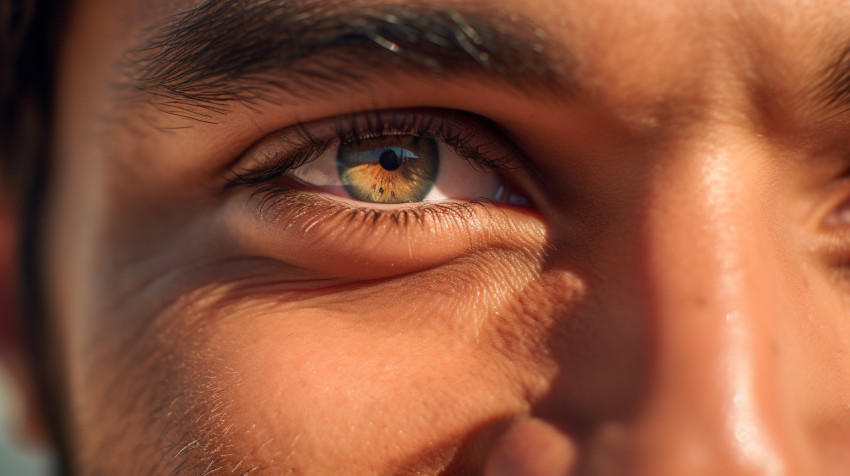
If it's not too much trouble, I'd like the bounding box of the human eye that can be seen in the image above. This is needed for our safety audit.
[227,109,532,212]
[221,108,545,279]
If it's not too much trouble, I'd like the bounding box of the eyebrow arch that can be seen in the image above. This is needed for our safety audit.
[123,0,578,119]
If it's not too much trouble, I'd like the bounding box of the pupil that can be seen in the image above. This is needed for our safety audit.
[379,150,401,171]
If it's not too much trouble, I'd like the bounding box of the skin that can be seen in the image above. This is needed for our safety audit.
[43,0,850,474]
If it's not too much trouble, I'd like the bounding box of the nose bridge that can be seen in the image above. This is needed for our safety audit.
[630,138,793,475]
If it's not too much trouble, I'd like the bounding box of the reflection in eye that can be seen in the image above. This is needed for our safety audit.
[337,136,439,204]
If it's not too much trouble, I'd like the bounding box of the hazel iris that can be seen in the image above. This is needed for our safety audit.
[337,135,439,203]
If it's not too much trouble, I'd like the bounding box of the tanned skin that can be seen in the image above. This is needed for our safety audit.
[6,0,850,474]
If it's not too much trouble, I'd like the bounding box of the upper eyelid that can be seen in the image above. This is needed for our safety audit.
[224,108,526,189]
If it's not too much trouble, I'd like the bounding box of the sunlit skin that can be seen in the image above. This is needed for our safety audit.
[46,0,850,474]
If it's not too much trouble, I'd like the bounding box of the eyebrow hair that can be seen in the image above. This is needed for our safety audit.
[817,44,850,113]
[123,0,577,120]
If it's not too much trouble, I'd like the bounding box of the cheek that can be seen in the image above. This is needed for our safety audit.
[149,257,569,473]
[194,311,525,473]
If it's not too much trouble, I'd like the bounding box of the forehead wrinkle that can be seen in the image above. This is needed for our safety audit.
[117,0,577,120]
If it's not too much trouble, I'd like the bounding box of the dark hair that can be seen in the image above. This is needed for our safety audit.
[1,0,70,471]
[1,1,59,191]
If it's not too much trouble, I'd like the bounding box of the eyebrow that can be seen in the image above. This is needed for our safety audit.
[123,0,577,119]
[817,44,850,112]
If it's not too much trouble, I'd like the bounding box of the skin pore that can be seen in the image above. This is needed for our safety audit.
[46,0,850,474]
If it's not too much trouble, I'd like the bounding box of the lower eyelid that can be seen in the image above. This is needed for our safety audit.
[230,187,546,280]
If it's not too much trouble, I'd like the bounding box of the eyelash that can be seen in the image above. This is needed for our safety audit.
[225,109,525,223]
